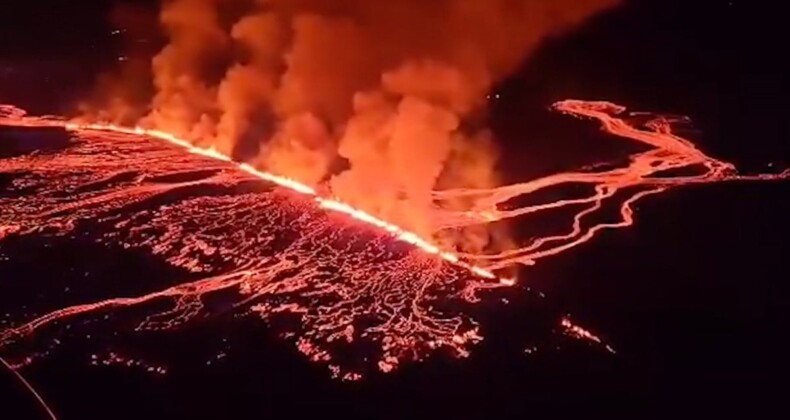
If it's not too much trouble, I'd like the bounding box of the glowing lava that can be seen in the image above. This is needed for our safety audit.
[433,100,789,269]
[1,101,787,378]
[61,121,503,281]
[0,105,496,379]
[7,106,499,282]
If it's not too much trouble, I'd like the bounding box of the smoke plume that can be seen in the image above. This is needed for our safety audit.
[88,0,619,254]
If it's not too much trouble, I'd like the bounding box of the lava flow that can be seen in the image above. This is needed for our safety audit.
[0,104,497,379]
[1,101,787,378]
[433,100,789,269]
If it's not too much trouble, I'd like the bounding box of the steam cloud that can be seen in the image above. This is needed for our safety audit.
[85,0,619,254]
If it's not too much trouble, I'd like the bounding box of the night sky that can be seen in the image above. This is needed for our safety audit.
[1,1,786,149]
[1,1,786,162]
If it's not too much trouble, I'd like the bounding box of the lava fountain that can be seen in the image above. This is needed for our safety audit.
[0,101,787,379]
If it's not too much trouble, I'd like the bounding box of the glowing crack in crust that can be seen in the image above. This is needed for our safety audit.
[0,101,787,378]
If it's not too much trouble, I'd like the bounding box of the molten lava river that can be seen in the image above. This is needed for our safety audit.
[0,101,787,382]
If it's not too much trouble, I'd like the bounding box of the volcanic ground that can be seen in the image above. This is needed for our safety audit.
[0,122,513,379]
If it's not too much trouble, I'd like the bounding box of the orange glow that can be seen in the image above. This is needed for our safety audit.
[561,316,616,354]
[435,100,790,269]
[2,104,499,378]
[63,121,500,282]
[2,100,787,378]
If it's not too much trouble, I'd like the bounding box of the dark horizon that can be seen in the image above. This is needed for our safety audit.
[1,1,786,166]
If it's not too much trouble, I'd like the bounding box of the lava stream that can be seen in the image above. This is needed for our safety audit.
[433,100,789,268]
[0,108,494,378]
[1,100,787,377]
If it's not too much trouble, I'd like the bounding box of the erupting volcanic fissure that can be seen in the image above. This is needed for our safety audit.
[1,104,493,379]
[1,100,787,378]
[81,0,626,258]
[0,0,787,384]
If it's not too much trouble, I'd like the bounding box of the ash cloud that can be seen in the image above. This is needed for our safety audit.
[85,0,619,253]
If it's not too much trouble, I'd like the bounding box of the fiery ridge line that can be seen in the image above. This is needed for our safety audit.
[60,121,506,284]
